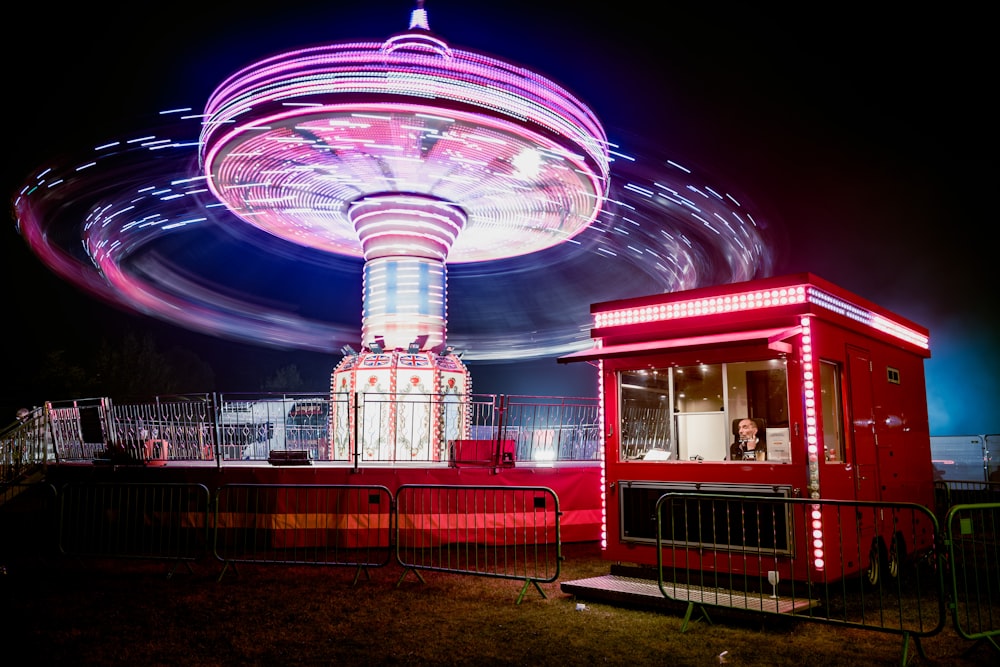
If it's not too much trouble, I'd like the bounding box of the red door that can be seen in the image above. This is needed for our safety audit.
[847,346,878,501]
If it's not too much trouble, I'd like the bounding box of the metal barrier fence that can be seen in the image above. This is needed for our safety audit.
[395,484,562,603]
[3,481,560,602]
[942,502,1000,652]
[934,480,1000,518]
[213,483,393,582]
[0,482,59,567]
[930,434,997,482]
[653,493,947,662]
[57,482,212,577]
[2,480,997,652]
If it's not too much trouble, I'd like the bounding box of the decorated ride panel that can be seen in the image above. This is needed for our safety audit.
[330,350,470,462]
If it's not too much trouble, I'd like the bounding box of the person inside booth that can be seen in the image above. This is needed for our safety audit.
[730,418,767,461]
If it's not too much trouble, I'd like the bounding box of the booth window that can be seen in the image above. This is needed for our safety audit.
[819,360,845,462]
[618,359,790,462]
[620,369,674,460]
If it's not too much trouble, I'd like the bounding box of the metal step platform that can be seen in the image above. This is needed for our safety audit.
[561,573,818,615]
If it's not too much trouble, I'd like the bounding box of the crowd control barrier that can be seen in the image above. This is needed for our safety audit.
[212,483,393,582]
[1,480,996,660]
[647,493,959,663]
[57,482,211,577]
[394,484,561,603]
[942,502,1000,652]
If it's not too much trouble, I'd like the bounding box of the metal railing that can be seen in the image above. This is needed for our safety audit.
[0,393,599,480]
[4,403,993,484]
[1,409,56,481]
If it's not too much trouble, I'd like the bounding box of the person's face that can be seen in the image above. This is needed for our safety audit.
[738,420,757,439]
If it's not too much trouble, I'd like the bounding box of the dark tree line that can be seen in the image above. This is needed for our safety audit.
[22,330,307,407]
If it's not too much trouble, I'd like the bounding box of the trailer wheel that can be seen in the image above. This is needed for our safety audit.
[865,538,884,587]
[887,533,904,579]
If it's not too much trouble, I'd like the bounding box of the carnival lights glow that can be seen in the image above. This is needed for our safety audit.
[805,288,929,350]
[593,284,928,352]
[594,287,808,328]
[11,3,773,362]
[800,314,826,572]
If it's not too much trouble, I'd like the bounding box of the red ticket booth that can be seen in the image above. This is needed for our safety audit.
[559,272,935,584]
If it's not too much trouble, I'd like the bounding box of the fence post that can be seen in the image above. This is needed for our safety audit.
[494,395,508,468]
[211,393,223,468]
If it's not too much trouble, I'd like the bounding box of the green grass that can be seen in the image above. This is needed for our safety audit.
[2,542,991,666]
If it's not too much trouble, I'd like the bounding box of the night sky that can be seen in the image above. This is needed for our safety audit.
[4,2,995,435]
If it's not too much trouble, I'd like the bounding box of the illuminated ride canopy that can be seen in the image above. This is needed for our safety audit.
[199,8,610,356]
